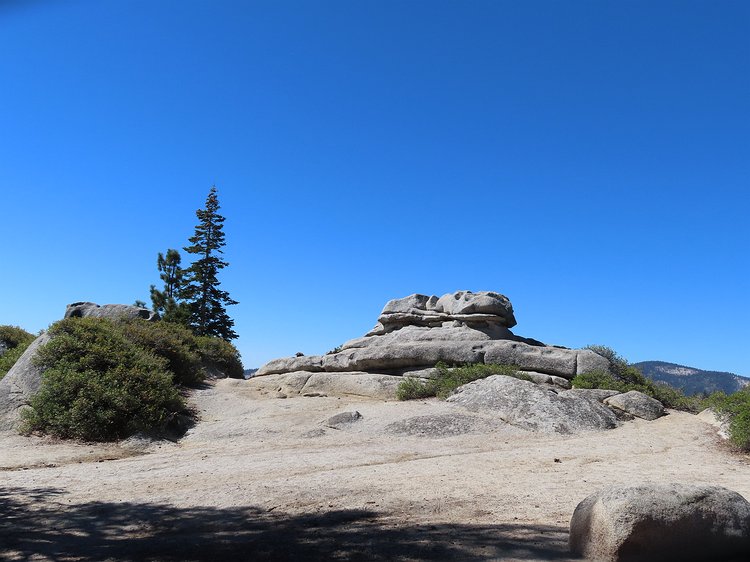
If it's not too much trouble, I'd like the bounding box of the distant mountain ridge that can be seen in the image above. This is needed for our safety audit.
[633,361,750,396]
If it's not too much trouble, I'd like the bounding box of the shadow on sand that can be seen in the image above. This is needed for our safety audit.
[1,487,576,561]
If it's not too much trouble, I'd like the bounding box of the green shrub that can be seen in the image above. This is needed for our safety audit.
[119,319,203,385]
[706,389,750,451]
[571,369,623,391]
[194,335,244,379]
[397,362,521,400]
[396,376,438,400]
[0,325,35,349]
[0,325,36,380]
[22,317,183,441]
[0,345,28,380]
[576,346,704,412]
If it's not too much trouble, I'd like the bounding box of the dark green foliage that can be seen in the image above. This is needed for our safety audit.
[150,249,193,325]
[397,362,522,400]
[22,318,183,441]
[0,346,27,379]
[0,325,35,379]
[20,316,245,441]
[574,345,703,412]
[181,186,239,341]
[194,335,244,379]
[0,325,35,349]
[119,320,203,385]
[396,377,437,400]
[706,389,750,451]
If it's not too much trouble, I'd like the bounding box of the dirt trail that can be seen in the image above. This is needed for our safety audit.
[1,378,748,561]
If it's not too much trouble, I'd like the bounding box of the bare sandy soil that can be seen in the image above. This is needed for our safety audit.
[1,378,748,561]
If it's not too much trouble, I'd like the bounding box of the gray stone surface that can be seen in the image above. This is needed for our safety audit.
[64,302,159,322]
[302,372,401,399]
[377,291,517,331]
[325,411,362,429]
[447,375,619,434]
[247,371,401,400]
[604,390,665,421]
[256,339,605,380]
[563,388,622,402]
[0,333,50,431]
[569,484,750,561]
[521,372,571,390]
[385,413,508,437]
[434,291,516,324]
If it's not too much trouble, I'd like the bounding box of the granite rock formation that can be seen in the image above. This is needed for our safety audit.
[253,290,610,400]
[64,302,158,322]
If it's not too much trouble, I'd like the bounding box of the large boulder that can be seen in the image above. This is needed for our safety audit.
[64,302,158,322]
[373,290,517,334]
[604,390,665,421]
[256,290,610,385]
[0,333,50,431]
[446,375,619,434]
[569,484,750,561]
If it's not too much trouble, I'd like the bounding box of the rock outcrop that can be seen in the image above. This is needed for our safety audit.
[604,390,666,421]
[0,333,51,431]
[569,484,750,561]
[446,375,620,434]
[254,290,610,399]
[64,302,158,322]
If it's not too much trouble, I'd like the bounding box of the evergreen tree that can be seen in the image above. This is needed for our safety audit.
[149,248,191,324]
[181,186,239,341]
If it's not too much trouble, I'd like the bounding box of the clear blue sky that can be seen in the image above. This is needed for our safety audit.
[1,0,748,374]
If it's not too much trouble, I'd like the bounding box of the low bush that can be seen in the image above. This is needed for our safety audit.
[22,317,183,441]
[119,320,203,385]
[194,335,244,379]
[0,325,35,349]
[20,316,245,441]
[396,376,438,401]
[397,362,522,400]
[574,345,704,412]
[0,325,36,379]
[706,389,750,451]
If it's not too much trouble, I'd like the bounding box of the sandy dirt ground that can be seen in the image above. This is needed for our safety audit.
[1,378,749,561]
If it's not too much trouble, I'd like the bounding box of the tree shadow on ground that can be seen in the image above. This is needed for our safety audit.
[0,487,577,561]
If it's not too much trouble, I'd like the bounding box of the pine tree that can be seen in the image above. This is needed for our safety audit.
[150,249,191,324]
[181,186,239,341]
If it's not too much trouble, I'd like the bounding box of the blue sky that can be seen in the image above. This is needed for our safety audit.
[1,0,748,374]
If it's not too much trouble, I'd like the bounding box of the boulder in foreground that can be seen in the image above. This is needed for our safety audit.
[569,484,750,561]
